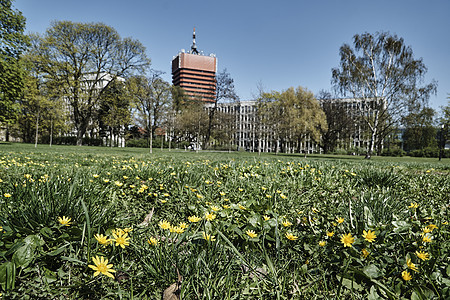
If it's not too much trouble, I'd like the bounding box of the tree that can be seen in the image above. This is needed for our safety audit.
[402,107,437,151]
[127,72,171,152]
[28,21,149,145]
[258,86,327,154]
[332,32,437,158]
[204,69,239,149]
[316,91,355,153]
[173,100,208,149]
[0,0,29,129]
[99,80,130,147]
[438,97,450,155]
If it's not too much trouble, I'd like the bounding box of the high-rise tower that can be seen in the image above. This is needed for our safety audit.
[171,28,217,102]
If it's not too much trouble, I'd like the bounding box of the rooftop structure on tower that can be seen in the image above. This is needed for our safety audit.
[171,28,217,102]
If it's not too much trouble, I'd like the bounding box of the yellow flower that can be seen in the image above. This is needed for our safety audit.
[188,215,201,223]
[3,193,11,198]
[402,270,412,281]
[246,230,257,238]
[362,230,376,243]
[422,235,432,243]
[88,256,116,278]
[92,174,99,178]
[361,248,370,258]
[219,191,226,196]
[204,212,216,221]
[415,251,430,261]
[318,240,326,247]
[285,232,298,241]
[123,227,133,233]
[178,222,188,229]
[340,233,355,247]
[58,216,71,226]
[426,224,438,231]
[171,226,185,234]
[326,231,335,237]
[211,205,221,212]
[114,181,123,187]
[196,194,204,199]
[202,232,216,242]
[222,204,230,209]
[422,227,432,234]
[282,220,293,227]
[263,215,271,221]
[407,259,418,272]
[112,231,130,248]
[103,179,110,183]
[238,204,246,210]
[159,220,171,230]
[280,194,287,199]
[408,202,419,209]
[337,217,344,224]
[147,237,158,246]
[94,233,111,245]
[113,228,125,235]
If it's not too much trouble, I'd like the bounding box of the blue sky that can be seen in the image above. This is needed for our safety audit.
[15,0,450,112]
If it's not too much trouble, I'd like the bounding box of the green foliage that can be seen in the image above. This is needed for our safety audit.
[381,147,406,157]
[0,0,29,124]
[0,145,449,298]
[258,86,327,153]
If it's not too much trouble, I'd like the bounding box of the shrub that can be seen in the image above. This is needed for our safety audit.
[381,147,406,157]
[126,138,148,148]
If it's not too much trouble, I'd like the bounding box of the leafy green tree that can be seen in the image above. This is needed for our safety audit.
[258,86,327,154]
[14,54,67,146]
[402,107,437,151]
[438,97,450,152]
[332,32,437,158]
[98,80,130,147]
[0,0,29,131]
[28,21,149,145]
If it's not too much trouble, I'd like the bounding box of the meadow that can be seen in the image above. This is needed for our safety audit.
[0,143,449,299]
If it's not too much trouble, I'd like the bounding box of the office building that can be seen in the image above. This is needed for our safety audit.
[171,28,217,102]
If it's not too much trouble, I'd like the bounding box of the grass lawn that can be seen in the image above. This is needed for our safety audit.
[0,143,449,299]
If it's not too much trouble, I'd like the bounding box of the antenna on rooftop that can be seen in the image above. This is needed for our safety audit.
[191,27,199,54]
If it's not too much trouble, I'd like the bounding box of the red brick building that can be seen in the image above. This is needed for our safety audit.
[171,29,217,102]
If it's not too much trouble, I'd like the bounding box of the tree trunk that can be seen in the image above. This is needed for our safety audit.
[49,118,53,147]
[76,125,87,146]
[149,126,153,154]
[35,111,40,148]
[205,105,217,150]
[366,112,379,159]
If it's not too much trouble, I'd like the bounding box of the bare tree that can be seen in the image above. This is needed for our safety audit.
[204,69,239,149]
[29,21,149,145]
[127,71,171,153]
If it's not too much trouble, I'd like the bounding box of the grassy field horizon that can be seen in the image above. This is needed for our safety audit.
[2,142,449,166]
